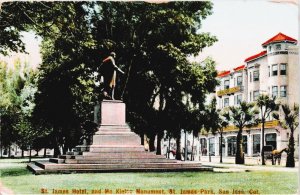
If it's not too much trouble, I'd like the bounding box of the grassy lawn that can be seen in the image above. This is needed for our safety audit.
[0,159,298,194]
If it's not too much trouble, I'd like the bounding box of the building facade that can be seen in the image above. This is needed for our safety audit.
[198,32,299,158]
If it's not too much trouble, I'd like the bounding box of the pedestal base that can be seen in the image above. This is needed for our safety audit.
[28,101,209,174]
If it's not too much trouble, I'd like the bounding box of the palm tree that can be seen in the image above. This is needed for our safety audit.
[273,104,299,167]
[224,102,259,164]
[256,94,279,165]
[204,98,229,163]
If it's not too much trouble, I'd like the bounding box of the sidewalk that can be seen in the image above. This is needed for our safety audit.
[199,156,299,172]
[202,161,298,172]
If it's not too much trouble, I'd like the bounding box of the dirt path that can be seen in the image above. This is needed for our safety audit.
[0,181,14,195]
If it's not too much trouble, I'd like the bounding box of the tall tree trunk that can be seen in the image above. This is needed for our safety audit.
[149,133,156,152]
[184,130,187,161]
[156,91,164,156]
[191,133,194,161]
[29,146,32,162]
[53,144,60,157]
[220,131,223,163]
[156,131,163,155]
[53,135,61,157]
[62,145,67,155]
[44,148,47,157]
[168,136,171,159]
[21,149,24,158]
[261,120,266,165]
[286,128,295,167]
[8,145,11,158]
[175,132,182,160]
[36,150,39,156]
[235,129,244,164]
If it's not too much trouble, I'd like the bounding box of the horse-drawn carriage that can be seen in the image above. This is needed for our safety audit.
[263,145,287,165]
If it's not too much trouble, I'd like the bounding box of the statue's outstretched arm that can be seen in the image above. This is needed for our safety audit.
[111,59,124,74]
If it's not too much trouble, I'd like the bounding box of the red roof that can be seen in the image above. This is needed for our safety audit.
[244,51,267,62]
[262,32,297,46]
[234,65,245,72]
[217,70,230,77]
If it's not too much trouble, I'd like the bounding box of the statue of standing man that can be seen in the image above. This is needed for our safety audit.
[99,52,124,100]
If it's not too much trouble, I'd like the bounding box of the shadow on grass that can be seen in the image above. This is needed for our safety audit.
[1,167,31,177]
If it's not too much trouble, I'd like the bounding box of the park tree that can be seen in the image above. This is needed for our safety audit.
[0,59,25,157]
[256,94,279,165]
[223,102,259,164]
[204,97,229,163]
[0,55,42,159]
[1,1,218,156]
[13,65,51,160]
[0,2,28,55]
[14,115,39,161]
[273,104,299,167]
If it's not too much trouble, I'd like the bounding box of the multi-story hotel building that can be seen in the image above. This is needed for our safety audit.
[198,32,299,158]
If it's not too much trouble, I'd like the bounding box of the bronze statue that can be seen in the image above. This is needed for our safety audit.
[99,52,124,100]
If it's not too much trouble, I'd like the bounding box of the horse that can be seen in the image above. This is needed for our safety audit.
[272,148,288,165]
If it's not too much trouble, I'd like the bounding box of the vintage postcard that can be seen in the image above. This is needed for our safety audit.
[0,0,299,194]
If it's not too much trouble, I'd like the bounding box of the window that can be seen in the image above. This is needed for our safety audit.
[266,133,277,150]
[235,94,242,105]
[272,64,278,76]
[276,44,281,50]
[224,80,230,89]
[249,72,252,82]
[280,85,287,97]
[227,136,236,156]
[268,66,270,77]
[237,76,242,86]
[280,64,287,75]
[272,86,278,98]
[209,137,215,156]
[237,94,242,104]
[253,71,259,81]
[253,91,259,100]
[268,46,272,52]
[200,138,207,156]
[285,44,289,50]
[224,98,229,107]
[249,91,252,101]
[253,134,261,155]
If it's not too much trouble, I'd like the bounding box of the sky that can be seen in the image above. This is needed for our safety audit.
[193,0,298,71]
[21,0,298,71]
[23,31,42,69]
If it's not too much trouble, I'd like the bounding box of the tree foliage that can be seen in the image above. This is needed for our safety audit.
[1,1,218,156]
[273,104,299,167]
[255,94,279,165]
[0,57,40,158]
[223,102,258,164]
[204,97,228,162]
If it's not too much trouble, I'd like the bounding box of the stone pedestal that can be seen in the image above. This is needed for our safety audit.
[90,100,142,151]
[27,100,207,174]
[100,100,126,125]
